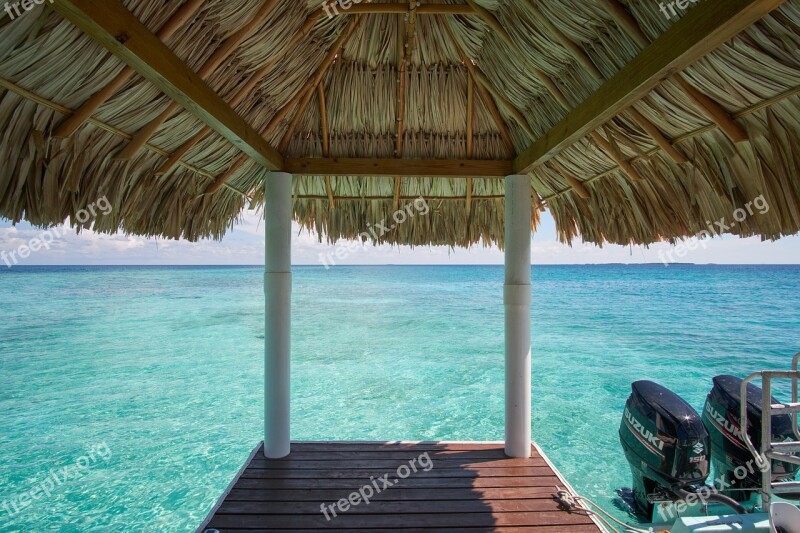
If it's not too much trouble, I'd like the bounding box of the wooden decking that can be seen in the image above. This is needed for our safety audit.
[198,441,602,532]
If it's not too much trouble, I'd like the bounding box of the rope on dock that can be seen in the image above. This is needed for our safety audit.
[554,488,664,533]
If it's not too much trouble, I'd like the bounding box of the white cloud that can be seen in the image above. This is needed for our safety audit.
[1,210,798,266]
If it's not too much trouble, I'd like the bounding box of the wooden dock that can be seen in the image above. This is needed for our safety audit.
[198,441,602,532]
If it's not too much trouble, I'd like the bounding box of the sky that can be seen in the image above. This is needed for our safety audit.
[1,209,798,267]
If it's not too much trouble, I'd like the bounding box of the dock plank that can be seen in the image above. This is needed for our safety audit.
[198,442,601,532]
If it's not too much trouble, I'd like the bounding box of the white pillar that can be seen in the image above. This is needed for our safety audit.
[264,171,292,459]
[504,174,532,458]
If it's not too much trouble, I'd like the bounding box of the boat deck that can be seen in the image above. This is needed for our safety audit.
[198,441,602,532]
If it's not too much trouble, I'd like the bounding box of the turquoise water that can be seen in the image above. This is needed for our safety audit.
[1,264,798,531]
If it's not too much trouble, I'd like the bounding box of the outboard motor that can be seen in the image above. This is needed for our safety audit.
[620,381,710,518]
[702,375,800,502]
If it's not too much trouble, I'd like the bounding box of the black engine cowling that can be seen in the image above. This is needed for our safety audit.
[620,380,710,518]
[701,375,800,501]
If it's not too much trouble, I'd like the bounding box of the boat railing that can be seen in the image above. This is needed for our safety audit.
[739,353,800,510]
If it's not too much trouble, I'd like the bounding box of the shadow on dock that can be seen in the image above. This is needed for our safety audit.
[198,441,600,532]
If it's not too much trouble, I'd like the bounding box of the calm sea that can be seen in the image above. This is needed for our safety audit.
[1,265,798,531]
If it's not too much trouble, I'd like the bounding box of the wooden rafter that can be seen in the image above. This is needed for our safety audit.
[154,7,325,177]
[206,155,249,196]
[277,17,360,153]
[277,89,314,153]
[324,4,474,15]
[513,0,785,175]
[471,71,515,156]
[674,75,749,143]
[469,66,535,138]
[297,194,513,200]
[205,16,361,195]
[115,0,280,160]
[596,0,649,49]
[526,2,603,82]
[464,0,570,111]
[285,158,513,178]
[542,83,800,202]
[155,127,212,176]
[264,17,360,140]
[529,0,713,171]
[598,0,747,149]
[550,159,590,199]
[394,1,416,210]
[590,129,642,182]
[627,107,688,165]
[317,83,335,208]
[442,21,514,156]
[0,76,250,196]
[466,73,474,217]
[52,0,205,138]
[471,75,515,157]
[465,72,475,242]
[52,0,283,170]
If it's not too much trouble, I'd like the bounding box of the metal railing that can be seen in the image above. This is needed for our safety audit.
[739,353,800,510]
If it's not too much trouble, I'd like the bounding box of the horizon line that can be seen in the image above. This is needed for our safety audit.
[3,263,800,268]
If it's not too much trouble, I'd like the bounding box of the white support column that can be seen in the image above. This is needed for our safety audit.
[504,174,532,459]
[264,171,292,459]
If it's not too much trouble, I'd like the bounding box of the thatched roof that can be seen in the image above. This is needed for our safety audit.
[0,0,798,248]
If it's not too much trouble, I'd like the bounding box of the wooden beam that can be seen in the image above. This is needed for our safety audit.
[463,0,570,111]
[278,17,359,153]
[550,160,590,199]
[470,72,515,156]
[513,0,785,174]
[52,0,205,138]
[52,0,283,170]
[0,74,250,197]
[206,18,360,195]
[590,129,642,182]
[441,21,515,155]
[472,76,516,156]
[326,3,406,14]
[115,0,280,160]
[526,2,603,82]
[596,0,744,153]
[299,194,511,200]
[395,0,416,158]
[469,66,535,138]
[466,74,474,160]
[266,17,360,138]
[155,126,211,176]
[541,83,800,202]
[285,158,513,178]
[278,88,315,153]
[323,4,474,15]
[155,8,324,176]
[317,83,335,208]
[466,73,474,218]
[418,5,475,15]
[674,75,749,143]
[207,157,249,196]
[627,107,688,164]
[597,0,649,49]
[394,1,416,210]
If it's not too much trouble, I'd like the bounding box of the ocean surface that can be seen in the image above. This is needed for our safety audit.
[1,264,799,531]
